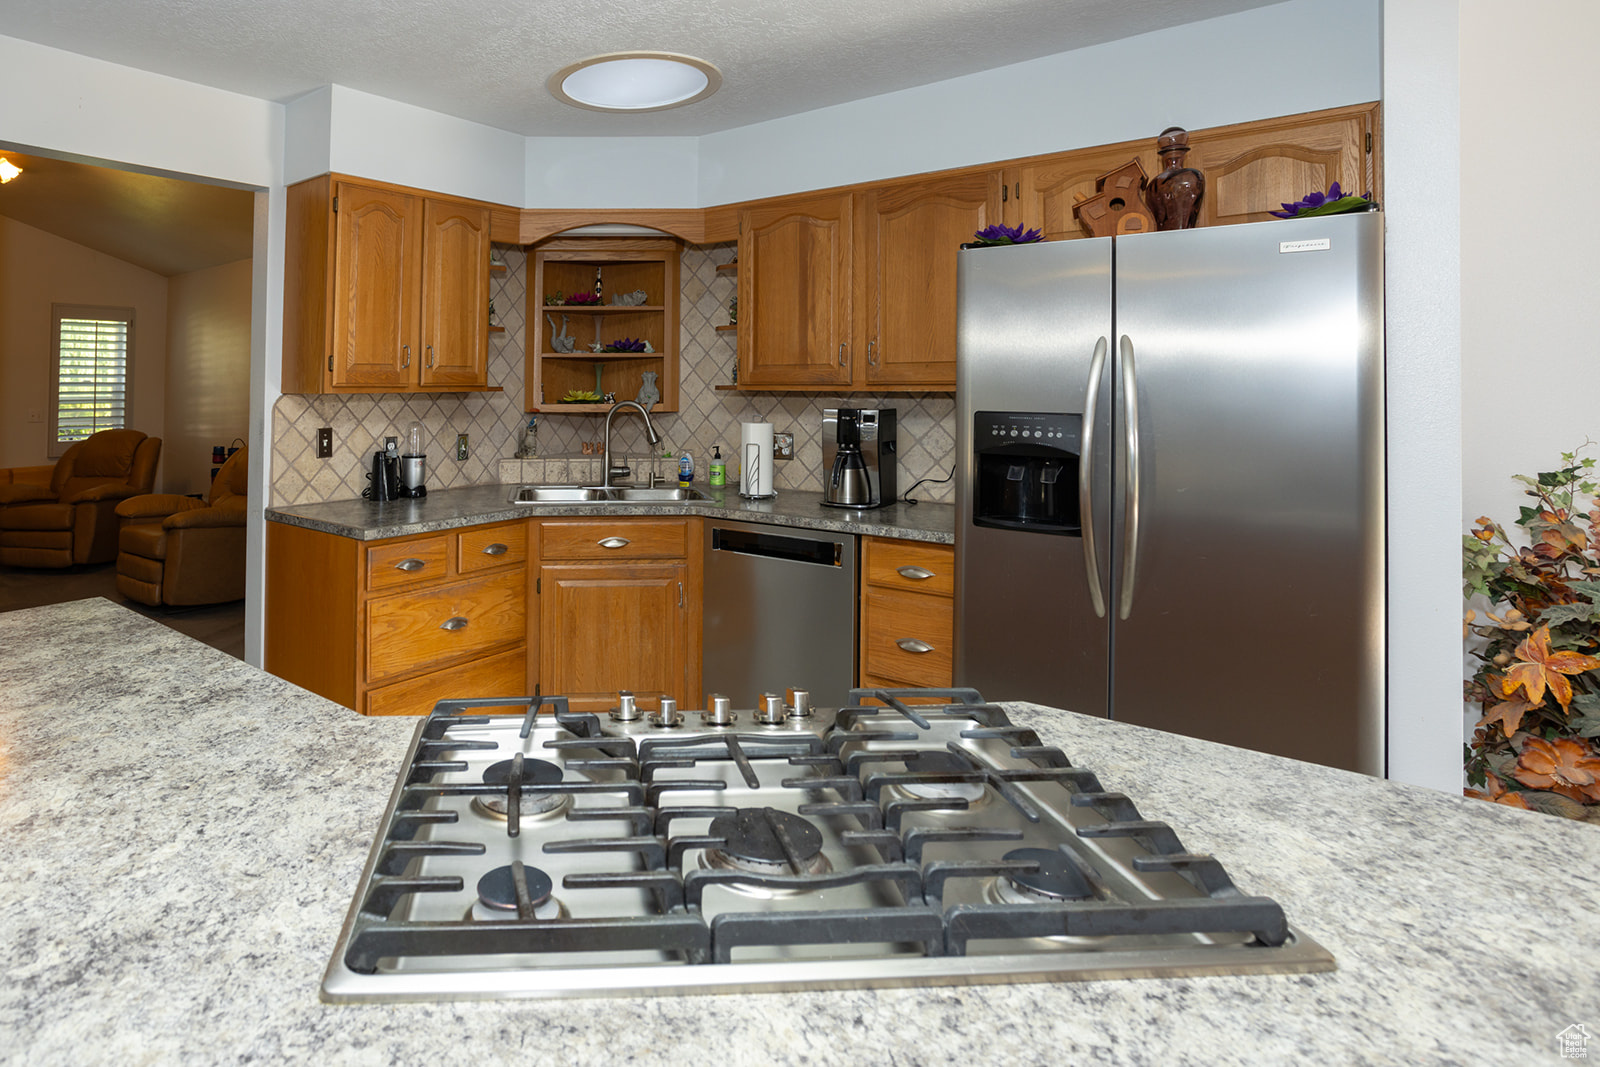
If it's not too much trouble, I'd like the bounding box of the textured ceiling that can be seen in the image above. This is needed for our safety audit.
[0,0,1283,136]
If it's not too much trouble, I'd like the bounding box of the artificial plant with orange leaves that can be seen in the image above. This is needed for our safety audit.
[1464,446,1600,822]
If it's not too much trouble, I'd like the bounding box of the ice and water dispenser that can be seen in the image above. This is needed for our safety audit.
[971,411,1082,534]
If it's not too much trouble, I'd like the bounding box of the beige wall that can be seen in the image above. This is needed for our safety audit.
[0,216,169,481]
[165,258,252,495]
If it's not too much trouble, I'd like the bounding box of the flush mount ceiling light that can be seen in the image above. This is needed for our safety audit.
[549,52,721,113]
[0,157,21,183]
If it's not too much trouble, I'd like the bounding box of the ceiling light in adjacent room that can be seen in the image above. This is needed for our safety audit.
[0,158,22,183]
[549,52,721,113]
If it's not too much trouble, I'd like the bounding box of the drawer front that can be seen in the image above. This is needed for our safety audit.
[458,522,528,574]
[366,568,526,682]
[366,535,450,592]
[861,586,954,687]
[540,519,688,561]
[364,646,529,717]
[864,538,955,596]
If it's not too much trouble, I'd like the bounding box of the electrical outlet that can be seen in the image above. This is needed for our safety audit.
[315,427,333,458]
[456,433,469,461]
[773,431,794,460]
[384,436,399,457]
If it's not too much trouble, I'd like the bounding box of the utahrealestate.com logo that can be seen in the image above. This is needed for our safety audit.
[1559,1024,1590,1060]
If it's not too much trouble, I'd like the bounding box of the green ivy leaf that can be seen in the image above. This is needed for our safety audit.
[1571,690,1600,714]
[1539,602,1600,628]
[1571,715,1600,738]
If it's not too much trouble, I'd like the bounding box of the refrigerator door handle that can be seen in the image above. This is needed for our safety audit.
[1118,334,1142,620]
[1079,335,1109,618]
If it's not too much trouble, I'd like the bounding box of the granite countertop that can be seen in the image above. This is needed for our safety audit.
[265,483,955,545]
[4,599,1597,1065]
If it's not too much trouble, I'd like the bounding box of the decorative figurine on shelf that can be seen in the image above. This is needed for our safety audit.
[1147,126,1206,231]
[609,289,648,306]
[1072,159,1155,238]
[594,266,603,300]
[514,411,539,458]
[728,295,738,325]
[635,372,660,411]
[546,314,576,353]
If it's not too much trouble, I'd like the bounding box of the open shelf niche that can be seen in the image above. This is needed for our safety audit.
[525,237,680,415]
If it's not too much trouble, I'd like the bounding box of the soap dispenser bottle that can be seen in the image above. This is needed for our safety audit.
[709,446,725,487]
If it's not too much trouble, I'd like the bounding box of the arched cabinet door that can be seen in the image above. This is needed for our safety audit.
[737,192,855,389]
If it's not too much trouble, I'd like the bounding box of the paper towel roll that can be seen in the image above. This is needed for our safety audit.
[739,422,775,499]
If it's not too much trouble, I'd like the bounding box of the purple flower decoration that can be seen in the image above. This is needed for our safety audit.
[972,223,1044,245]
[602,338,647,353]
[1270,182,1373,219]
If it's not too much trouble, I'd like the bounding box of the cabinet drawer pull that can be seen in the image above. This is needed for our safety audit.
[401,344,411,369]
[678,581,684,609]
[439,616,469,631]
[896,565,936,581]
[482,542,508,556]
[896,638,936,654]
[598,537,630,549]
[426,344,435,368]
[838,342,847,367]
[867,340,878,367]
[395,558,427,572]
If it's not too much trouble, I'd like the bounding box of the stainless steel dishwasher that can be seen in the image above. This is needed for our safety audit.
[703,519,857,710]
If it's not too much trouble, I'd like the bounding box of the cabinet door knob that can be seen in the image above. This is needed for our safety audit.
[395,558,427,572]
[598,537,630,549]
[896,638,935,654]
[440,616,469,631]
[482,543,508,556]
[896,565,935,580]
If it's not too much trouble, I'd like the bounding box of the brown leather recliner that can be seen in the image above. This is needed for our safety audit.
[115,445,248,607]
[0,430,163,568]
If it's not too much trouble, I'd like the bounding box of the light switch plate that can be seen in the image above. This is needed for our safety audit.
[315,427,333,458]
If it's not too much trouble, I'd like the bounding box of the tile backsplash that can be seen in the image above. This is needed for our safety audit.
[271,243,957,506]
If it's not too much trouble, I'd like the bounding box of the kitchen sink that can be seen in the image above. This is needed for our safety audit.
[507,485,710,505]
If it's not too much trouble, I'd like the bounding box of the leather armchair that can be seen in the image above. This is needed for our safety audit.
[115,446,248,607]
[0,430,163,568]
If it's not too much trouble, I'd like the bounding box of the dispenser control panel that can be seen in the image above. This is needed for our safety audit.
[974,411,1080,451]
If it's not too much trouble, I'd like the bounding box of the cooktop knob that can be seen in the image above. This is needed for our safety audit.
[610,690,641,722]
[756,692,785,725]
[702,693,736,726]
[786,688,812,718]
[649,697,683,728]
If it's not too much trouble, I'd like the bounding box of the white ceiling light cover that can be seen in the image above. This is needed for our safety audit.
[551,52,722,112]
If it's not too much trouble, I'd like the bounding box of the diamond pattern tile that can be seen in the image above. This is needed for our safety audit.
[270,240,957,506]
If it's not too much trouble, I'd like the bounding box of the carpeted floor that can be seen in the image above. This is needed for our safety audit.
[0,560,245,660]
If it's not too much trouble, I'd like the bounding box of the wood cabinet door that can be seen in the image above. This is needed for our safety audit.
[538,561,688,713]
[737,192,854,388]
[419,198,491,389]
[1003,144,1155,242]
[856,172,1000,388]
[1187,106,1377,228]
[332,183,421,388]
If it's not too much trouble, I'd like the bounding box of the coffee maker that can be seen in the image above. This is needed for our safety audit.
[821,407,897,509]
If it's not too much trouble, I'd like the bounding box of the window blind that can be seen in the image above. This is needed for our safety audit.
[54,313,130,444]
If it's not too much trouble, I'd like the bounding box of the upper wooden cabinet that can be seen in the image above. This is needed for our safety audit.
[737,192,855,390]
[1001,102,1380,239]
[283,175,494,394]
[737,173,998,392]
[855,171,1001,389]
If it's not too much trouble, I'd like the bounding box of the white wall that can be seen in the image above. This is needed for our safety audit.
[697,0,1381,204]
[1381,0,1463,792]
[1460,3,1600,530]
[165,259,253,496]
[524,137,699,208]
[321,85,525,205]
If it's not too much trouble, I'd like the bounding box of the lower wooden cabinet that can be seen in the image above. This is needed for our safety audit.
[534,517,702,714]
[265,519,531,715]
[858,537,955,689]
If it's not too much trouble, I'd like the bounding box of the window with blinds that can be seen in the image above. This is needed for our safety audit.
[50,305,134,457]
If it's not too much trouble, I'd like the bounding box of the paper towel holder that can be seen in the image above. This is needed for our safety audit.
[739,422,776,500]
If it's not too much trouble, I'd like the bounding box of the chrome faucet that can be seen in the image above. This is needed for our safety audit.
[602,400,662,487]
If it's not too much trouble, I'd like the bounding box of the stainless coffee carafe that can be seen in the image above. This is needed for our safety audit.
[827,411,873,506]
[821,407,896,509]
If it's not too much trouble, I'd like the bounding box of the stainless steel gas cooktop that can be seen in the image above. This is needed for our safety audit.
[321,688,1333,1002]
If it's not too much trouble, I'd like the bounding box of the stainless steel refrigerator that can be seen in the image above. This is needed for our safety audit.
[954,212,1385,776]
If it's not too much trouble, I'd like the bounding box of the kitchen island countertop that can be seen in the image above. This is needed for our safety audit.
[266,483,955,544]
[3,598,1596,1066]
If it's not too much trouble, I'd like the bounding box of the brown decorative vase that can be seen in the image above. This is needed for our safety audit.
[1147,126,1205,230]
